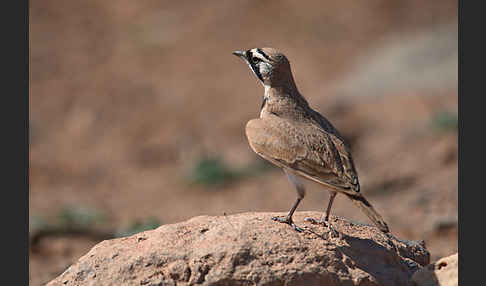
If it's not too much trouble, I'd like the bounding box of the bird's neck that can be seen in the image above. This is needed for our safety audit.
[260,82,310,118]
[264,73,298,95]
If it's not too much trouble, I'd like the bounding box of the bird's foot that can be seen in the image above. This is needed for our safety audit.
[304,217,339,238]
[271,216,303,232]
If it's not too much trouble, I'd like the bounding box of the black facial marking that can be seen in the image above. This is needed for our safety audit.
[245,50,252,59]
[256,48,271,61]
[250,56,261,64]
[246,50,264,82]
[260,96,267,110]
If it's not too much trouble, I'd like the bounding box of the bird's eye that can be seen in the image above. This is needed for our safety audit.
[251,57,261,64]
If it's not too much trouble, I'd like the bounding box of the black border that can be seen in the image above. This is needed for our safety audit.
[26,0,30,283]
[457,0,462,283]
[10,0,30,284]
[459,0,478,284]
[2,0,29,283]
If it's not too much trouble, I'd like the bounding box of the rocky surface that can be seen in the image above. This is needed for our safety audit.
[411,252,458,286]
[47,212,430,286]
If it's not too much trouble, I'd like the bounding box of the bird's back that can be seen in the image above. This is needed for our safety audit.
[254,92,360,193]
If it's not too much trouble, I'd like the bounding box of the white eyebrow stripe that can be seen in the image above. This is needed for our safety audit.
[250,49,270,62]
[256,48,272,61]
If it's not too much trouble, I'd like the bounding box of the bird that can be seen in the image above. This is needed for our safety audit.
[232,47,390,235]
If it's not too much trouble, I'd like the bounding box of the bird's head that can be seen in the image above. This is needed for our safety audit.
[232,47,295,89]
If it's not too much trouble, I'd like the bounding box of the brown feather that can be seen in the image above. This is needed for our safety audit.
[237,47,389,233]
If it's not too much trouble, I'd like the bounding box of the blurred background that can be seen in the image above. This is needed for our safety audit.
[30,1,458,284]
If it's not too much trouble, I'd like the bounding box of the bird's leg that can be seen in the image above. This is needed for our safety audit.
[305,191,339,237]
[272,197,303,232]
[272,170,305,232]
[322,191,339,237]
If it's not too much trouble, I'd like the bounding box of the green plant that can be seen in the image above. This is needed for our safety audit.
[430,110,458,132]
[114,217,161,238]
[30,207,111,247]
[58,205,107,229]
[29,214,49,233]
[188,155,277,189]
[188,156,241,188]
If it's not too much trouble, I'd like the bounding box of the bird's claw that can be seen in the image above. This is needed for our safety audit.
[304,217,339,238]
[271,216,303,232]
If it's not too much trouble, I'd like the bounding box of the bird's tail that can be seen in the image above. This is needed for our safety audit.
[345,193,390,233]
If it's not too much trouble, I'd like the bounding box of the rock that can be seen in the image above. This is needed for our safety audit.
[411,253,458,286]
[47,212,430,286]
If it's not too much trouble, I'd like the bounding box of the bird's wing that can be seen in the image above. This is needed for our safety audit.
[246,115,360,194]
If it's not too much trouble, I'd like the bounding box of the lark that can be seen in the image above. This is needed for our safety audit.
[233,47,390,235]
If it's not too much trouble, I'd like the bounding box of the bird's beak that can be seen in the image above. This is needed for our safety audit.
[232,50,246,59]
